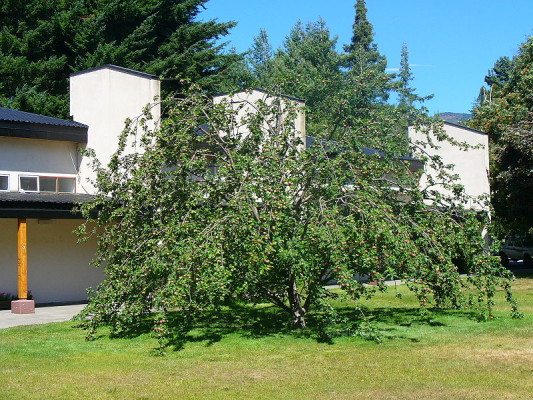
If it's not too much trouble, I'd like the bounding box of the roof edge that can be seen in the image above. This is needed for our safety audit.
[70,64,158,80]
[214,88,306,104]
[443,121,487,135]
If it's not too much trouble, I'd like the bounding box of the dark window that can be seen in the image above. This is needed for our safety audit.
[57,177,75,193]
[39,177,57,192]
[20,176,38,192]
[0,175,8,191]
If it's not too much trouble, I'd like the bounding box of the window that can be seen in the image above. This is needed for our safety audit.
[0,175,8,191]
[19,175,76,193]
[20,176,38,192]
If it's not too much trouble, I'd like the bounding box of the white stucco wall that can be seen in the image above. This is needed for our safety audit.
[0,219,103,304]
[70,66,161,194]
[0,137,79,191]
[409,122,490,210]
[214,90,306,149]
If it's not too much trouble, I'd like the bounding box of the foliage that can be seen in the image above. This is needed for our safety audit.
[491,115,533,234]
[469,36,533,235]
[484,56,513,88]
[77,84,518,350]
[252,20,344,135]
[0,0,239,117]
[247,28,273,84]
[0,292,15,301]
[343,0,389,108]
[397,42,433,112]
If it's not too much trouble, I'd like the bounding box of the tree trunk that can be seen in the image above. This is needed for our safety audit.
[288,273,307,329]
[291,304,307,329]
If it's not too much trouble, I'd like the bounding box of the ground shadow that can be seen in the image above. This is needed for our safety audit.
[92,300,480,351]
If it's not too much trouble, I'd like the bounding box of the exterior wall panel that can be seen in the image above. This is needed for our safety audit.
[0,219,103,304]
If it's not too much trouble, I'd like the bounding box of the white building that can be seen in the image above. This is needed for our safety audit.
[0,65,160,308]
[408,121,490,211]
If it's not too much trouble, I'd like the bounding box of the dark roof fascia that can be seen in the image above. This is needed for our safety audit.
[443,121,487,135]
[214,88,306,104]
[0,120,88,143]
[306,136,424,166]
[407,121,487,136]
[0,192,95,219]
[70,64,158,80]
[0,208,84,219]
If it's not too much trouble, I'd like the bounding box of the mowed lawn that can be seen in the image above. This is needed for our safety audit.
[1,276,532,400]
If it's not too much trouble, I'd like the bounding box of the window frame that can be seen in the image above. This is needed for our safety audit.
[0,174,9,191]
[18,175,76,193]
[19,175,39,193]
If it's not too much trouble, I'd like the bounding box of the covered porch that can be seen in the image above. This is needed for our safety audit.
[0,193,103,313]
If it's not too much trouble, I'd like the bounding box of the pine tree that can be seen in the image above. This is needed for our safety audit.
[485,56,513,88]
[0,0,240,118]
[343,0,386,72]
[398,43,414,109]
[259,19,343,134]
[342,0,389,109]
[247,29,273,84]
[397,43,432,111]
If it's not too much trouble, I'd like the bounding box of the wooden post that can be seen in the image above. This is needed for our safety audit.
[12,218,34,313]
[17,218,28,300]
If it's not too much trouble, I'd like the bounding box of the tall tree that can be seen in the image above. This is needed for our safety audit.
[469,35,533,235]
[340,0,391,135]
[396,42,433,119]
[254,19,343,134]
[77,86,519,349]
[343,0,386,70]
[0,0,240,117]
[484,56,513,89]
[247,28,273,84]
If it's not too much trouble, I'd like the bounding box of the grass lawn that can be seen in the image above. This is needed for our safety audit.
[1,275,532,400]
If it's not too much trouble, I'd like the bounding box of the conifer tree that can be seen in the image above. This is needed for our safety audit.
[343,0,387,73]
[248,29,273,84]
[397,43,433,112]
[342,0,389,110]
[398,43,414,109]
[256,19,343,134]
[0,0,239,118]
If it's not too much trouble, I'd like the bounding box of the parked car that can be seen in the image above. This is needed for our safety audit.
[499,236,533,268]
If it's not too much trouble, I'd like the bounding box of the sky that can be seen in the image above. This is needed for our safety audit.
[201,0,533,115]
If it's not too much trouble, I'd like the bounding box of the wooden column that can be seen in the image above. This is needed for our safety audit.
[17,218,28,300]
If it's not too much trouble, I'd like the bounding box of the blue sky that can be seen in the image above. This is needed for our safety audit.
[202,0,533,115]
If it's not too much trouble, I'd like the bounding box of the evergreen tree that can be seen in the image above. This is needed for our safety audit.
[342,0,389,111]
[343,0,387,72]
[247,28,273,84]
[211,48,255,93]
[0,0,240,118]
[485,56,513,88]
[397,43,433,112]
[256,19,343,134]
[470,35,533,235]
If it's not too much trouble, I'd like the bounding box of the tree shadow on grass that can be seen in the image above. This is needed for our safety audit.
[163,303,480,350]
[96,302,480,350]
